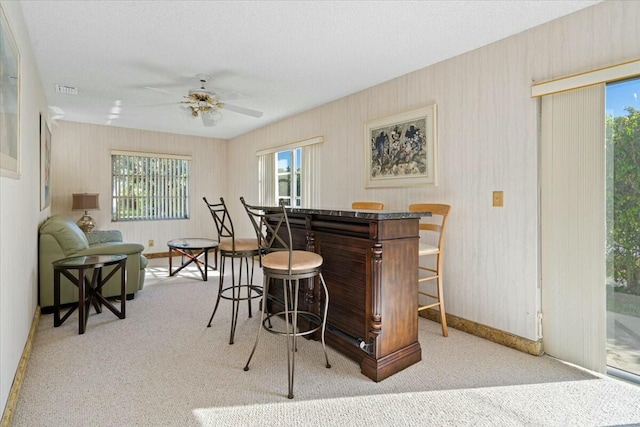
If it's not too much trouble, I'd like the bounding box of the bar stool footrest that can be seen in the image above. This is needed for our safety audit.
[262,310,323,337]
[219,285,263,302]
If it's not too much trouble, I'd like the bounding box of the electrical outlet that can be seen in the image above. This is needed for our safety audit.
[493,191,504,207]
[148,239,154,247]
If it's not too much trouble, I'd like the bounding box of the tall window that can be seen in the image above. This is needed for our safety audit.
[534,59,640,377]
[111,150,191,221]
[276,148,301,207]
[257,136,322,207]
[605,76,640,380]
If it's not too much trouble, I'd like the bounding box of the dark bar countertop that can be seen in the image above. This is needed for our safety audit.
[258,206,431,220]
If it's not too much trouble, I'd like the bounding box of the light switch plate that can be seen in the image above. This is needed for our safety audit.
[493,191,504,207]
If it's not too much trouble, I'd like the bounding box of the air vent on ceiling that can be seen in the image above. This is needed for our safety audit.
[55,84,78,95]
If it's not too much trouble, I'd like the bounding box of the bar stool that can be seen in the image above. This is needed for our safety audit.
[203,197,261,344]
[351,201,384,210]
[241,197,331,399]
[408,203,451,337]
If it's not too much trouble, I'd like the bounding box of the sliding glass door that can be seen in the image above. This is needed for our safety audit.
[605,76,640,380]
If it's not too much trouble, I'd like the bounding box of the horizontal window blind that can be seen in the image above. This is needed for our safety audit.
[111,151,191,221]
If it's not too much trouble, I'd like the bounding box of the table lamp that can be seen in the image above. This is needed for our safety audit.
[72,193,100,233]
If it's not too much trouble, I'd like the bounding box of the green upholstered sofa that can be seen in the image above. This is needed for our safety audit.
[38,215,147,310]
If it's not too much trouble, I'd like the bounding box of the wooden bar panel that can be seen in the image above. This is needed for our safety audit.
[270,207,423,381]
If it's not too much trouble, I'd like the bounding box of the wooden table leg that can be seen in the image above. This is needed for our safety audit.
[78,268,86,335]
[54,270,61,327]
[120,258,126,318]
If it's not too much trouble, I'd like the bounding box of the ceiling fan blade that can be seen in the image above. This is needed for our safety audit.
[138,101,181,108]
[221,103,263,118]
[145,86,183,97]
[215,91,243,102]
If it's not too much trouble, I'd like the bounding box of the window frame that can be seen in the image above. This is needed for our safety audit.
[256,136,323,207]
[111,150,192,222]
[275,147,302,207]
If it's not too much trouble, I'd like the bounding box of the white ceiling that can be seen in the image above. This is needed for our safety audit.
[20,0,600,139]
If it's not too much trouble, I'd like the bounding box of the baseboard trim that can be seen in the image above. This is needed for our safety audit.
[1,306,41,427]
[419,309,543,356]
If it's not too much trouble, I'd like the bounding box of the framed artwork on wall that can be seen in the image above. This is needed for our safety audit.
[364,104,437,188]
[0,5,21,178]
[40,113,51,210]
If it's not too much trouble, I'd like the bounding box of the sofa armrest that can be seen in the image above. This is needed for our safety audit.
[86,230,123,245]
[77,242,145,256]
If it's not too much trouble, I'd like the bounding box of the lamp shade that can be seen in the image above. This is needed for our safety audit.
[72,193,100,211]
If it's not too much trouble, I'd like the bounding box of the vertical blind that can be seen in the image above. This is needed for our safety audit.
[257,153,275,206]
[534,60,640,373]
[300,142,320,208]
[111,150,191,221]
[539,85,606,373]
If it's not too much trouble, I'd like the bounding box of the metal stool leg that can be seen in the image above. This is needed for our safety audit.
[284,278,296,399]
[229,256,240,344]
[319,273,331,369]
[245,272,330,399]
[244,273,270,372]
[245,256,255,318]
[207,254,226,327]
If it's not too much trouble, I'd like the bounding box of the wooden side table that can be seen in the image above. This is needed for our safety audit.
[53,254,127,334]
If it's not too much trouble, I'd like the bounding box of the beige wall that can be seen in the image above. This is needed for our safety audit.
[225,0,640,342]
[51,121,227,251]
[0,0,49,414]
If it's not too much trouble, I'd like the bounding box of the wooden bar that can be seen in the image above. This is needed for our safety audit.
[262,206,428,381]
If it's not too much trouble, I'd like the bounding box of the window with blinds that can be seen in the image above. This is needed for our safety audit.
[111,151,191,221]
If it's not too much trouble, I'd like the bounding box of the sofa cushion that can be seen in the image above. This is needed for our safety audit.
[39,215,89,256]
[86,230,123,245]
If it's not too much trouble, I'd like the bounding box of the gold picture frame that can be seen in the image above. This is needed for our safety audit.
[365,104,437,188]
[0,5,20,178]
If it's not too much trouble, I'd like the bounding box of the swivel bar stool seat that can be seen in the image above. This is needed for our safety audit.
[203,197,261,344]
[241,197,331,399]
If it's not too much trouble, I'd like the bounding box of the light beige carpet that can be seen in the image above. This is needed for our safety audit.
[12,259,640,426]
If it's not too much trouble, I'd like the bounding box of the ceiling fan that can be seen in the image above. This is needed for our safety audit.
[148,74,263,127]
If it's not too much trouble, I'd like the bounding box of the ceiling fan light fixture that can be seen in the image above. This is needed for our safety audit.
[172,74,263,125]
[181,99,222,122]
[182,88,224,120]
